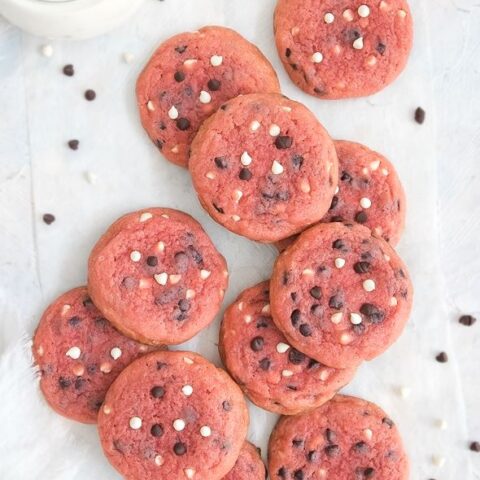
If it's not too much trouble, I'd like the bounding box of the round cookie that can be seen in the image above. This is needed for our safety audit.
[137,26,281,168]
[276,140,406,251]
[274,0,413,99]
[32,287,156,424]
[268,394,409,479]
[189,93,338,242]
[270,222,412,369]
[88,208,228,345]
[223,441,266,480]
[220,282,356,415]
[98,350,249,480]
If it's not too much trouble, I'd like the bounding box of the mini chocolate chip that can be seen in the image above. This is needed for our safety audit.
[68,139,79,150]
[436,352,448,363]
[311,304,323,317]
[346,29,362,41]
[307,358,320,369]
[156,361,167,370]
[291,292,298,302]
[292,439,303,447]
[213,203,224,214]
[341,171,353,182]
[208,79,221,91]
[214,156,228,169]
[58,377,71,389]
[470,441,480,452]
[176,117,190,130]
[288,349,305,365]
[239,168,252,180]
[220,104,227,111]
[376,42,386,55]
[286,385,297,391]
[84,89,96,101]
[174,442,187,456]
[354,261,371,274]
[156,139,164,150]
[151,424,164,437]
[326,428,336,443]
[178,299,191,312]
[256,317,269,328]
[83,297,93,308]
[95,317,107,328]
[74,378,85,390]
[364,468,375,478]
[250,336,264,351]
[275,136,293,149]
[324,445,340,457]
[354,441,369,453]
[146,256,158,267]
[299,323,312,337]
[43,213,55,225]
[291,309,302,327]
[332,239,346,250]
[329,295,343,310]
[314,87,324,95]
[63,64,74,76]
[285,48,292,58]
[292,154,304,169]
[222,400,232,411]
[331,216,344,222]
[174,71,185,82]
[382,417,394,428]
[329,196,339,210]
[459,315,476,326]
[309,286,322,299]
[68,316,81,327]
[360,303,385,323]
[278,467,287,478]
[87,364,96,374]
[259,358,271,370]
[151,386,165,398]
[355,211,368,223]
[175,45,187,53]
[307,450,318,462]
[293,470,304,480]
[352,323,366,335]
[415,107,426,125]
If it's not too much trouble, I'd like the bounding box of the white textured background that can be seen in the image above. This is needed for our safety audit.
[0,1,479,479]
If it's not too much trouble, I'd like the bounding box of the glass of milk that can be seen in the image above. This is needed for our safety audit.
[0,0,146,39]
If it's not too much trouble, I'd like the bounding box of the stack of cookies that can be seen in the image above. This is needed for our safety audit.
[32,1,415,478]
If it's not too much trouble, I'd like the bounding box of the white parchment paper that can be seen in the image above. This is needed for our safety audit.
[0,1,475,478]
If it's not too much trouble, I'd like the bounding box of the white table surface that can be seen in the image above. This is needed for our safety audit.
[0,1,479,479]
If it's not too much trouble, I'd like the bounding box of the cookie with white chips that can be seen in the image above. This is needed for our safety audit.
[274,0,413,98]
[137,26,280,168]
[88,208,228,345]
[32,287,157,423]
[189,93,338,242]
[270,222,413,369]
[98,350,249,480]
[219,281,356,415]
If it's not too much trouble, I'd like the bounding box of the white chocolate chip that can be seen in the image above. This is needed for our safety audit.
[139,278,151,289]
[276,342,290,353]
[231,215,241,222]
[182,385,193,396]
[311,52,324,63]
[331,312,343,324]
[110,347,122,360]
[282,106,292,112]
[206,171,216,180]
[157,241,165,252]
[154,273,168,286]
[199,90,212,104]
[340,332,354,345]
[155,455,164,466]
[384,253,391,262]
[210,55,223,66]
[147,101,155,111]
[399,386,411,398]
[269,124,281,137]
[200,425,212,437]
[129,416,142,430]
[241,151,252,166]
[291,26,300,36]
[353,37,364,50]
[66,346,81,360]
[169,274,182,285]
[390,297,398,307]
[360,197,372,209]
[130,250,141,262]
[436,419,448,430]
[200,270,211,280]
[432,455,445,467]
[61,304,71,316]
[398,9,407,18]
[123,52,135,64]
[250,120,261,132]
[244,315,253,324]
[379,1,390,11]
[37,345,44,357]
[366,55,377,67]
[363,279,376,292]
[100,362,112,373]
[363,428,373,440]
[238,302,244,311]
[103,405,112,415]
[171,145,179,154]
[184,468,195,479]
[262,304,271,314]
[381,168,389,176]
[161,214,170,219]
[301,180,311,193]
[319,369,330,381]
[350,313,363,325]
[343,9,354,21]
[334,186,340,195]
[324,12,335,23]
[302,268,315,276]
[168,105,179,119]
[272,160,284,175]
[232,190,243,202]
[184,59,198,68]
[183,357,194,365]
[186,289,196,300]
[173,419,186,431]
[282,369,294,377]
[140,212,153,222]
[358,4,370,17]
[370,160,381,170]
[41,44,54,57]
[335,258,346,269]
[72,364,85,376]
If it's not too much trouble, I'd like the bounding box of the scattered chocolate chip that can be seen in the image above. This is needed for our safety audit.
[208,79,221,91]
[311,304,323,317]
[122,276,138,289]
[307,358,320,369]
[222,400,232,411]
[354,441,369,453]
[332,239,346,250]
[354,261,371,274]
[278,467,287,478]
[292,439,303,448]
[288,349,305,365]
[289,63,298,70]
[291,309,301,326]
[355,211,368,224]
[324,445,340,457]
[292,154,304,170]
[151,386,165,398]
[63,64,74,76]
[174,71,185,82]
[314,87,325,95]
[259,358,271,370]
[326,428,336,443]
[435,352,448,363]
[293,470,304,480]
[256,317,269,329]
[68,139,79,150]
[87,364,96,374]
[95,317,107,329]
[175,45,187,53]
[310,286,322,299]
[363,467,375,478]
[382,417,394,428]
[83,297,93,308]
[68,316,81,327]
[376,42,387,55]
[214,156,228,169]
[174,442,187,456]
[329,295,343,310]
[239,168,252,181]
[155,139,164,150]
[299,323,312,337]
[285,48,292,58]
[58,377,71,389]
[178,299,191,312]
[146,256,158,267]
[42,213,55,225]
[415,107,426,124]
[84,89,96,101]
[282,271,290,285]
[329,196,339,210]
[307,450,318,462]
[459,315,476,326]
[187,245,203,264]
[151,424,164,437]
[74,378,85,390]
[360,303,385,323]
[176,117,190,130]
[352,323,366,335]
[156,362,167,370]
[291,292,298,302]
[341,171,353,182]
[470,441,480,452]
[213,203,224,214]
[250,336,265,352]
[275,136,293,149]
